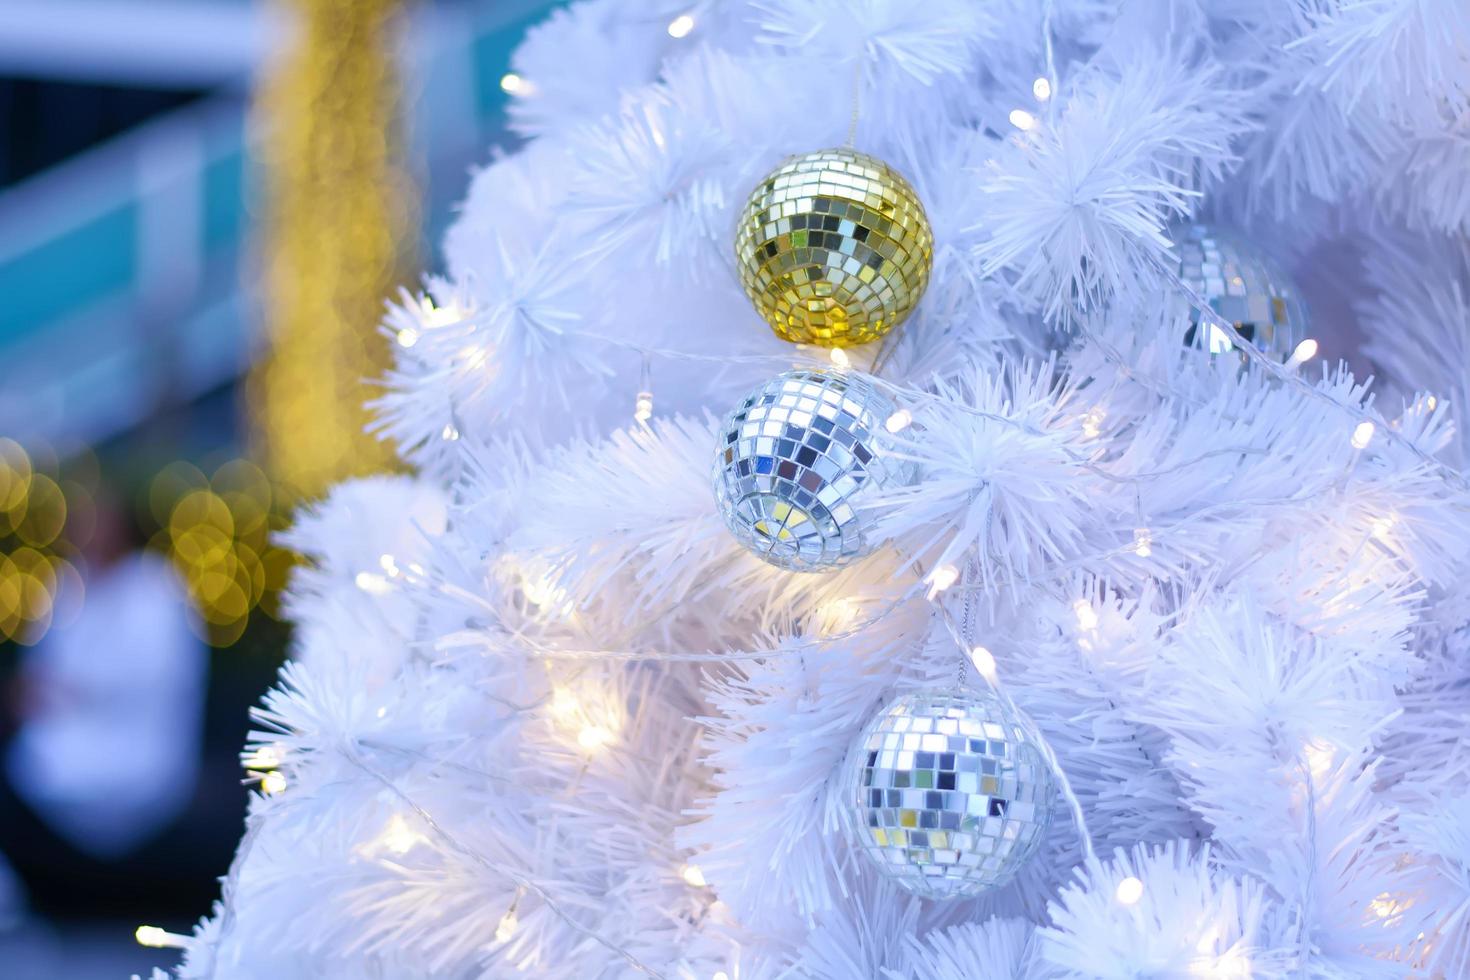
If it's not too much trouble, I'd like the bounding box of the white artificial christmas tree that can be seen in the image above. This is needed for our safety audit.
[163,1,1470,976]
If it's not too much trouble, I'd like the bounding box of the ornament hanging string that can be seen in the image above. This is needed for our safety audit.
[934,583,1097,866]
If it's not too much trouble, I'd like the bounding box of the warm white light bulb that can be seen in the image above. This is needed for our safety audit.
[667,13,695,38]
[1082,407,1106,438]
[682,863,708,888]
[885,409,912,434]
[396,328,419,348]
[634,392,654,422]
[1303,737,1336,780]
[1292,338,1318,363]
[261,771,287,795]
[1115,876,1144,905]
[244,745,281,770]
[577,725,613,750]
[500,73,525,95]
[495,908,517,943]
[135,925,185,948]
[424,300,462,327]
[926,563,960,599]
[1132,528,1152,558]
[969,645,997,680]
[830,347,851,368]
[355,571,391,595]
[1351,421,1375,449]
[1370,892,1399,920]
[1032,76,1052,101]
[550,688,580,721]
[380,814,423,855]
[1008,108,1037,131]
[1074,600,1098,631]
[441,423,460,442]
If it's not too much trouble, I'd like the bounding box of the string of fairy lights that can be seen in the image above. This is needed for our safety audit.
[111,0,1454,968]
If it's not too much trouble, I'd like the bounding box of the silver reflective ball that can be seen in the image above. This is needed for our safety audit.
[713,369,909,571]
[845,689,1056,899]
[1174,222,1308,359]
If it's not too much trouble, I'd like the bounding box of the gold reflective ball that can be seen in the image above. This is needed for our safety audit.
[735,148,933,348]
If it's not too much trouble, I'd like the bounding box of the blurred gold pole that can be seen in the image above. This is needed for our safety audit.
[249,0,413,501]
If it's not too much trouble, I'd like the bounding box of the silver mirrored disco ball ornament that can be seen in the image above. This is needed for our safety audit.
[1173,222,1308,360]
[713,369,911,571]
[845,689,1056,899]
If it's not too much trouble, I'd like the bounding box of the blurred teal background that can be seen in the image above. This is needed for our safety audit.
[0,0,554,453]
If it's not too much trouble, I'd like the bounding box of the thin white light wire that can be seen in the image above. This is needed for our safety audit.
[345,751,668,979]
[934,590,1097,865]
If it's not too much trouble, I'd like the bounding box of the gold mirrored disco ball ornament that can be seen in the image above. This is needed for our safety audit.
[735,148,933,348]
[1173,222,1309,360]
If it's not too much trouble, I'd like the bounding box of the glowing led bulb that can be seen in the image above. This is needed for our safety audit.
[634,392,654,422]
[1115,876,1144,905]
[135,925,187,948]
[1074,599,1099,631]
[379,814,423,855]
[1370,892,1400,920]
[495,907,518,943]
[830,347,851,368]
[713,973,731,980]
[244,744,281,770]
[667,13,695,38]
[682,863,708,888]
[424,301,462,327]
[500,73,526,95]
[1082,407,1106,438]
[885,409,912,433]
[819,597,861,634]
[396,328,419,348]
[550,688,580,721]
[441,423,460,442]
[1292,338,1318,363]
[969,645,997,680]
[355,571,391,594]
[1351,421,1375,449]
[1033,77,1052,101]
[1133,528,1152,558]
[1303,737,1336,780]
[577,725,613,750]
[261,770,287,795]
[926,563,960,599]
[1009,108,1037,131]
